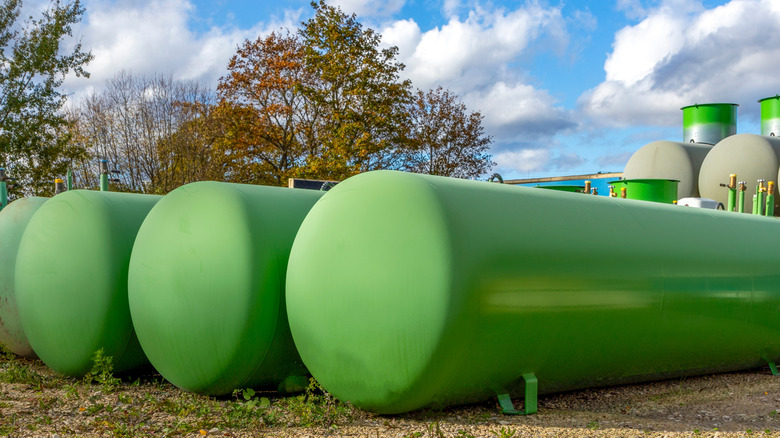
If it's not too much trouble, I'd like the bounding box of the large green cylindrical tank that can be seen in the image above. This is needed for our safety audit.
[622,141,711,199]
[681,103,737,145]
[286,170,780,415]
[128,182,323,395]
[15,191,161,376]
[608,179,679,203]
[759,95,780,137]
[698,134,780,214]
[0,197,47,357]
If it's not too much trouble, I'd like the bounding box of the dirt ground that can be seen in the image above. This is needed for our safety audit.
[2,352,780,437]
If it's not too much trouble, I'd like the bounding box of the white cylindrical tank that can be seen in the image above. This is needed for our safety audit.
[623,140,712,199]
[698,134,780,213]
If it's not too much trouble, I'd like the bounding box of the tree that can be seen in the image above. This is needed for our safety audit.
[68,72,217,193]
[404,87,494,178]
[0,0,92,196]
[299,0,411,179]
[217,31,317,186]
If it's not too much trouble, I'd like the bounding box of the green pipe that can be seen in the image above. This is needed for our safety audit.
[767,181,776,217]
[738,182,746,213]
[753,181,764,215]
[727,174,737,212]
[286,170,780,415]
[0,181,6,212]
[0,167,7,211]
[99,159,109,192]
[66,169,73,191]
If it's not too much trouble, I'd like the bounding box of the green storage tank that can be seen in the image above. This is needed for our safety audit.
[15,190,161,376]
[608,179,679,203]
[681,103,737,145]
[0,197,47,357]
[286,170,780,415]
[128,182,323,395]
[535,185,585,193]
[759,95,780,137]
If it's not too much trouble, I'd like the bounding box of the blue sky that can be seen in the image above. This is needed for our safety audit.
[58,0,780,179]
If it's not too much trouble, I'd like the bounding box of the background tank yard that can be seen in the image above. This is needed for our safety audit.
[3,98,780,437]
[5,1,780,435]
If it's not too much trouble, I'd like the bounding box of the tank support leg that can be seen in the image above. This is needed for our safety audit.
[769,362,779,376]
[497,373,538,415]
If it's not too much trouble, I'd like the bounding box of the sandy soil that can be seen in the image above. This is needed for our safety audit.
[2,354,779,437]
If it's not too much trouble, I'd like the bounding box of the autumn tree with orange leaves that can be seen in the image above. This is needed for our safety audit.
[217,31,319,186]
[217,1,492,184]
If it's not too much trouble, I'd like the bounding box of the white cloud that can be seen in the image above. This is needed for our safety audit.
[381,2,574,144]
[494,149,551,173]
[64,0,301,95]
[616,0,647,20]
[464,82,576,141]
[442,0,461,18]
[580,0,780,127]
[385,4,567,91]
[327,0,405,17]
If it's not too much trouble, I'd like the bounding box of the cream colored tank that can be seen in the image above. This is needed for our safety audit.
[623,140,712,199]
[698,134,780,213]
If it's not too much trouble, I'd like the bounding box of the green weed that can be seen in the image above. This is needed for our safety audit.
[281,377,354,428]
[82,349,121,393]
[490,426,517,438]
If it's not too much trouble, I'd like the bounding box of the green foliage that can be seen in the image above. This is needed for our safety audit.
[82,348,121,393]
[427,421,446,438]
[0,0,92,196]
[211,1,492,186]
[233,387,271,409]
[282,377,353,428]
[299,0,412,180]
[490,426,516,438]
[0,359,44,386]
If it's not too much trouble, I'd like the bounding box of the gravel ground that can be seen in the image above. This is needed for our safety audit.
[2,352,780,437]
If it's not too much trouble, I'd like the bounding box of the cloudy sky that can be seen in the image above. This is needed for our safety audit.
[54,0,780,179]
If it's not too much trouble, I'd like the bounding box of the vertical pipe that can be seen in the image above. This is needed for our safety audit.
[0,181,6,211]
[54,179,66,194]
[0,168,7,211]
[66,169,73,191]
[727,174,737,212]
[738,182,746,213]
[620,187,627,199]
[99,159,109,192]
[584,181,591,194]
[767,181,775,217]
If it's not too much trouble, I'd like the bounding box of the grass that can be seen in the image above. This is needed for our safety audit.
[0,343,362,436]
[3,343,780,437]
